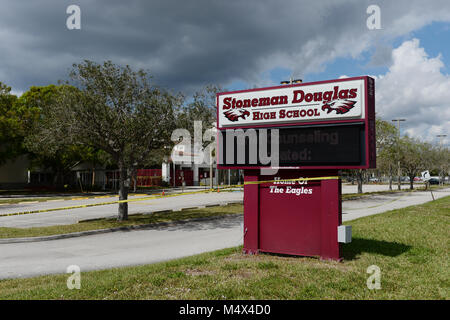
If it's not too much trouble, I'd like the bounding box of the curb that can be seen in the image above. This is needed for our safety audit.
[0,213,244,244]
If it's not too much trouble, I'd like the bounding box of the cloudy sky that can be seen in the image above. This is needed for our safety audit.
[1,0,449,145]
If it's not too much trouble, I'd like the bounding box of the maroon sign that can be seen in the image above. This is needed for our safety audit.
[216,76,376,261]
[217,76,376,170]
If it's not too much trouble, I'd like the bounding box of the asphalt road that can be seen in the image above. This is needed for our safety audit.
[0,215,243,279]
[0,191,243,228]
[0,183,422,228]
[0,187,448,279]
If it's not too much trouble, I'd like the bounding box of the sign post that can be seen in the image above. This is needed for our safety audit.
[421,170,434,200]
[217,76,375,261]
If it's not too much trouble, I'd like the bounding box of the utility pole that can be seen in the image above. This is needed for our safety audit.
[392,119,406,190]
[437,134,447,186]
[209,147,213,190]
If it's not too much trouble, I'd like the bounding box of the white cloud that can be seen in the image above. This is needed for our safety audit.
[375,39,450,145]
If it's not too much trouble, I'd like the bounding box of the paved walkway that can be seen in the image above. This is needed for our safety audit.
[342,187,448,221]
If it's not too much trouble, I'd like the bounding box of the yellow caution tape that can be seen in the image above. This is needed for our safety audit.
[0,176,337,218]
[0,187,235,218]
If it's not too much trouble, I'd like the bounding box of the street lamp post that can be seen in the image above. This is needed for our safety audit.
[209,147,213,190]
[437,134,447,186]
[392,119,406,190]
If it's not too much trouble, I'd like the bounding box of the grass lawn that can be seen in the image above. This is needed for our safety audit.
[0,196,448,300]
[0,203,243,239]
[0,197,71,205]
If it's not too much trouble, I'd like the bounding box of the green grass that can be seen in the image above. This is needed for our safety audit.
[0,197,63,205]
[0,196,448,299]
[0,195,102,205]
[0,203,243,239]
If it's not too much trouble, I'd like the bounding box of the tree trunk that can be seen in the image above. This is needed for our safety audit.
[388,163,392,191]
[357,169,363,194]
[118,165,129,221]
[132,168,137,193]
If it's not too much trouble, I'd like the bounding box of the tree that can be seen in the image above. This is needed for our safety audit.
[19,85,102,187]
[356,169,364,194]
[174,85,221,187]
[398,136,431,189]
[33,61,179,220]
[375,119,399,190]
[429,143,449,186]
[176,84,221,148]
[0,82,32,164]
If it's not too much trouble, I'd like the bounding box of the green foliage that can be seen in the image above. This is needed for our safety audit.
[372,119,448,187]
[376,118,398,152]
[20,85,109,185]
[0,82,29,164]
[58,60,180,167]
[177,85,220,133]
[375,119,399,178]
[398,136,432,180]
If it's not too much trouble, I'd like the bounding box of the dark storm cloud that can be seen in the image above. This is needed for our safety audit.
[1,0,450,94]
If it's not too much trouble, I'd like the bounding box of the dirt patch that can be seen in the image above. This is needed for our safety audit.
[185,269,215,276]
[235,270,255,279]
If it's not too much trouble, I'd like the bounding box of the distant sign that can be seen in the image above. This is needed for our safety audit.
[421,170,431,181]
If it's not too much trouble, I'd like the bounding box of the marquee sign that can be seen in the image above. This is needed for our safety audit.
[217,76,376,169]
[218,77,368,128]
[218,77,377,261]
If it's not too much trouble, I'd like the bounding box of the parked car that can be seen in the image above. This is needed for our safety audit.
[428,178,440,185]
[369,177,379,182]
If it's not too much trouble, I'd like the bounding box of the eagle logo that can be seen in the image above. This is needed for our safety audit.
[223,109,250,122]
[321,99,356,114]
